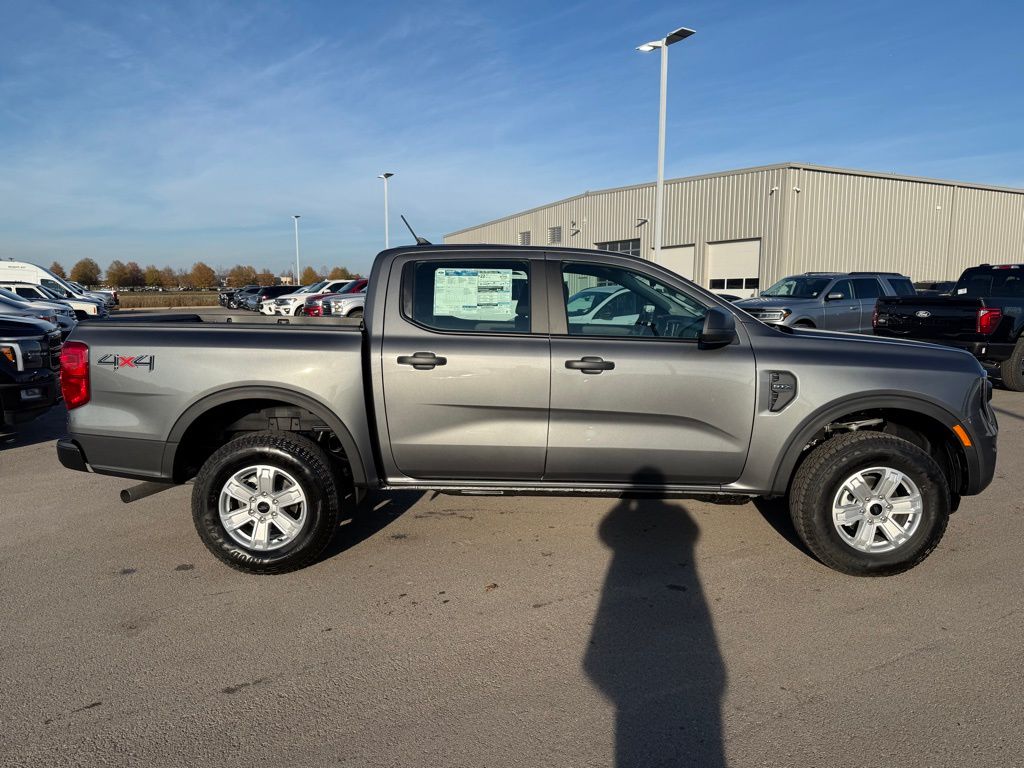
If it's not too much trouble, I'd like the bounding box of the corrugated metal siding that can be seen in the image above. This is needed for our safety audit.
[446,165,1024,286]
[949,186,1024,269]
[446,167,788,286]
[788,169,954,279]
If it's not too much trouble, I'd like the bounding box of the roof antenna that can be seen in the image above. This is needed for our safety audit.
[401,215,431,245]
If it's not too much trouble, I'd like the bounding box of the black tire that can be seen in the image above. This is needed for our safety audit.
[293,306,303,316]
[191,431,342,574]
[998,339,1024,392]
[793,320,815,328]
[347,308,364,318]
[789,431,949,576]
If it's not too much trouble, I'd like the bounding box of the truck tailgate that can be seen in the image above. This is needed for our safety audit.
[873,296,985,341]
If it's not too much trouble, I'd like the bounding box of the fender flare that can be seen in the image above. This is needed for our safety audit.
[768,393,967,495]
[162,385,369,486]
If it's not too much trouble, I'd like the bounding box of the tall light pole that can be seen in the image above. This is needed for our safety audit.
[292,215,301,281]
[378,172,394,248]
[636,26,695,263]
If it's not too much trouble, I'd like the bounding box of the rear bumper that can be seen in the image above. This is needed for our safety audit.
[57,433,170,481]
[944,340,1016,363]
[874,333,1015,363]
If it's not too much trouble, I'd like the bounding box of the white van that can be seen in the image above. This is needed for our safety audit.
[0,261,107,317]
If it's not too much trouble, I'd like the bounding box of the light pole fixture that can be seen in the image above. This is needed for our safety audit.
[636,26,695,263]
[292,215,301,281]
[378,172,394,248]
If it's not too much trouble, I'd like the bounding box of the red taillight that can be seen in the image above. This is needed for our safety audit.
[60,341,90,409]
[871,304,880,328]
[977,308,1002,335]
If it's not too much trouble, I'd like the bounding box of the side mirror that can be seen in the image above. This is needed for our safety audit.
[699,307,736,349]
[826,292,844,301]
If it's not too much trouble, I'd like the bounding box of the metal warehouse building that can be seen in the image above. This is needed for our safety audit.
[444,162,1024,298]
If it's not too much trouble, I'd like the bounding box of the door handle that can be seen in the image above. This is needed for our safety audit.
[565,356,615,374]
[397,352,447,370]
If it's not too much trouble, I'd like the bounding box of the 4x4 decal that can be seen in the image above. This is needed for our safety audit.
[98,353,156,371]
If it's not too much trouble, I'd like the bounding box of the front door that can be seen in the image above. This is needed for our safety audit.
[546,258,756,485]
[822,279,860,331]
[381,255,550,481]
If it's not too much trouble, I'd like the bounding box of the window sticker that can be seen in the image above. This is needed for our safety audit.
[433,268,514,319]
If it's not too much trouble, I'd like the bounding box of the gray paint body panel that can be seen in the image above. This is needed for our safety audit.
[64,245,996,500]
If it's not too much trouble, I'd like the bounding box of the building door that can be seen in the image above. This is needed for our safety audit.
[655,244,696,282]
[707,239,761,298]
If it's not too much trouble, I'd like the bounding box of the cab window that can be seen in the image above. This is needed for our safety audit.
[562,263,708,340]
[405,260,531,333]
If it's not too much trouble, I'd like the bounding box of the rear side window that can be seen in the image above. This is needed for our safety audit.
[888,278,916,296]
[956,269,1024,298]
[405,260,531,334]
[851,278,882,299]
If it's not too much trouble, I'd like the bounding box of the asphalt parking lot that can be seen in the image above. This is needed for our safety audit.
[2,392,1024,768]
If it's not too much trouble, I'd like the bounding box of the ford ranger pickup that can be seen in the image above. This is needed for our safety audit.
[56,245,998,576]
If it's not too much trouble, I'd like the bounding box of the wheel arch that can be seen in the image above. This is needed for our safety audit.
[769,394,971,497]
[163,386,369,486]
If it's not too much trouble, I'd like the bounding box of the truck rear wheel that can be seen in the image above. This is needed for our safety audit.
[191,431,341,574]
[789,432,949,576]
[998,340,1024,392]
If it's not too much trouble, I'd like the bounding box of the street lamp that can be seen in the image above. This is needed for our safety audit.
[636,26,695,263]
[378,172,394,248]
[292,215,301,282]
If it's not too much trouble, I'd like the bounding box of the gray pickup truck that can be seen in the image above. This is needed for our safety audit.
[57,245,998,577]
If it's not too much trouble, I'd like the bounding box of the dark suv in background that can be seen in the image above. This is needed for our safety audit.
[736,271,916,332]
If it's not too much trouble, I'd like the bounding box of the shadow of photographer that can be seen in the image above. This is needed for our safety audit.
[584,468,726,767]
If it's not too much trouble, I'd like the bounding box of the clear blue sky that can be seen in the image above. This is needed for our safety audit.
[1,0,1021,275]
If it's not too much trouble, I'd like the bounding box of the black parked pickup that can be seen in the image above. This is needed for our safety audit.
[0,315,63,428]
[874,264,1024,391]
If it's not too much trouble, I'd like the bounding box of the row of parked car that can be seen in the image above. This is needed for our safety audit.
[0,259,121,430]
[729,265,1024,390]
[218,278,369,318]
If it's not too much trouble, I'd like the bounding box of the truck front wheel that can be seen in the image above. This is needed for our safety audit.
[789,432,950,576]
[998,339,1024,392]
[191,431,341,574]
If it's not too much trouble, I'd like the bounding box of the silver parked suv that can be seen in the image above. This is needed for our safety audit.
[736,271,916,333]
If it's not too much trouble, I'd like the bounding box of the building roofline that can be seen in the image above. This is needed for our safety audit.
[444,162,1024,237]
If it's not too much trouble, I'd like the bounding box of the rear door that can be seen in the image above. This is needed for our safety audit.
[546,255,756,485]
[850,277,884,333]
[380,253,550,481]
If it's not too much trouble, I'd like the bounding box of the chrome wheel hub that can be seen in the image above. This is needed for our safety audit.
[218,465,308,552]
[832,466,923,554]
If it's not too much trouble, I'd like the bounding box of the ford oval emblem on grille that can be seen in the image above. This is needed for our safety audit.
[915,310,931,318]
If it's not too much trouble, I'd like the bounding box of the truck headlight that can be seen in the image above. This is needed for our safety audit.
[1,343,21,369]
[757,309,792,322]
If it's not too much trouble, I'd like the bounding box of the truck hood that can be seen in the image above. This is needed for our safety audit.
[736,296,816,309]
[0,314,57,336]
[779,324,984,376]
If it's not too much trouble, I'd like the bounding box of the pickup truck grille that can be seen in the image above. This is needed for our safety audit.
[47,330,62,371]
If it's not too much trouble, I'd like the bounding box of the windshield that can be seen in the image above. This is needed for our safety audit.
[567,288,615,317]
[300,281,327,294]
[761,276,833,298]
